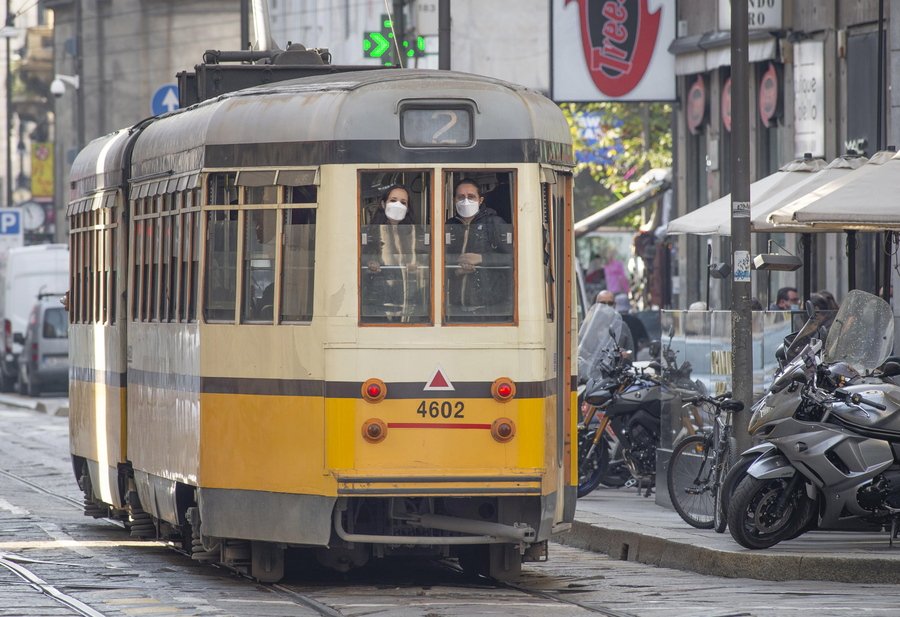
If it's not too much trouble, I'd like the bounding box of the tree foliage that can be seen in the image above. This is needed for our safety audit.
[562,102,673,206]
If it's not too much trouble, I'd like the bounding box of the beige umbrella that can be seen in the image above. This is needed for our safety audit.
[767,150,900,230]
[665,155,828,236]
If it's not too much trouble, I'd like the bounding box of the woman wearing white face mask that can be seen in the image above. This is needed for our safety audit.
[363,184,424,322]
[445,178,511,320]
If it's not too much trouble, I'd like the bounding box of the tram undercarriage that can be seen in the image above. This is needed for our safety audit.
[75,457,555,581]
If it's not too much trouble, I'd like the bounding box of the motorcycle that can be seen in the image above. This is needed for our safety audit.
[727,289,900,549]
[578,307,674,497]
[576,305,634,496]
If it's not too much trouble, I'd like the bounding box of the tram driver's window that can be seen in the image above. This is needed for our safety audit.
[242,209,276,323]
[203,210,238,322]
[443,172,515,324]
[359,171,432,324]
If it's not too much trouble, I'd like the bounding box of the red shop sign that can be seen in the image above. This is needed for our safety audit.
[686,75,706,135]
[722,77,732,132]
[759,62,779,127]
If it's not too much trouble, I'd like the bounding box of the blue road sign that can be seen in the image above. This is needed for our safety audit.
[0,210,21,235]
[151,84,180,116]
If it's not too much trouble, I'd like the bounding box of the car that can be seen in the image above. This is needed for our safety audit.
[17,294,68,397]
[0,244,69,391]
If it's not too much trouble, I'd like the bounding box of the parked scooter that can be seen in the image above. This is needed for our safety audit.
[727,290,900,549]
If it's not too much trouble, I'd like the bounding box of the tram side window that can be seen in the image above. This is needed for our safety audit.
[541,181,555,321]
[208,172,238,205]
[242,209,277,323]
[443,171,515,324]
[132,217,142,321]
[188,205,200,321]
[359,171,432,324]
[204,210,238,322]
[281,206,316,322]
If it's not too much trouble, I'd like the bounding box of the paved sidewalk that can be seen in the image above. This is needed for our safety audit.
[563,485,900,584]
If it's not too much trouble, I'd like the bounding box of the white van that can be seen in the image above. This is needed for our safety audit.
[0,244,69,391]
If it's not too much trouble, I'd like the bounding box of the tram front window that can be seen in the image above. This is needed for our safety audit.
[359,172,432,324]
[444,173,514,324]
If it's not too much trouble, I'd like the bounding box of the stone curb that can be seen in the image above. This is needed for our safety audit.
[0,395,68,417]
[559,519,900,584]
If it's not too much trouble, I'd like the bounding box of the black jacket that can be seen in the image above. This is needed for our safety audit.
[444,207,511,309]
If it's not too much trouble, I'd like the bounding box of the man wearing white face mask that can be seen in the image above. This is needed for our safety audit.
[362,184,425,322]
[445,178,511,320]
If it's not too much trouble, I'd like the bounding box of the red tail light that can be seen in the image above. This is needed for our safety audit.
[30,342,38,363]
[3,319,10,354]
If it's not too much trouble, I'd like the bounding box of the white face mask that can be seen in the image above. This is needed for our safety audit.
[384,201,408,221]
[789,303,800,311]
[455,198,479,219]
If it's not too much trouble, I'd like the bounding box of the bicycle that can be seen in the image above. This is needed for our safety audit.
[666,393,744,531]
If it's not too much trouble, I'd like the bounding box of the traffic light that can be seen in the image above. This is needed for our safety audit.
[363,16,396,65]
[363,14,426,65]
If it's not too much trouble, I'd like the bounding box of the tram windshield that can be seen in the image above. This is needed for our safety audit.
[359,171,433,324]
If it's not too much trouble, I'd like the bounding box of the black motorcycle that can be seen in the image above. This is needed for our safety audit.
[579,332,672,496]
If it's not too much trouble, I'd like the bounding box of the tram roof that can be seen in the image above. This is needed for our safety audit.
[68,129,132,195]
[129,69,573,178]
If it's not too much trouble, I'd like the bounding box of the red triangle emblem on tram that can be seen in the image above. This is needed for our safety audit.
[424,367,455,391]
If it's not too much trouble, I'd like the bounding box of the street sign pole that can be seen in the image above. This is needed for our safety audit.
[731,0,753,455]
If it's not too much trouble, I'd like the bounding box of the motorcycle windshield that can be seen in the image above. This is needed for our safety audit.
[824,289,894,373]
[577,304,624,382]
[784,311,831,362]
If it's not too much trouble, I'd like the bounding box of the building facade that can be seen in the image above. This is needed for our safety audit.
[671,0,895,309]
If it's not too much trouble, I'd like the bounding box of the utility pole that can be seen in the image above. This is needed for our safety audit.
[438,0,450,70]
[5,0,11,208]
[730,0,753,454]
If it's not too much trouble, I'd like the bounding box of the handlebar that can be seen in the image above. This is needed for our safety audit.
[833,388,888,411]
[684,392,743,413]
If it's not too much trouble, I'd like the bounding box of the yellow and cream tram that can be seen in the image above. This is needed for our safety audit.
[67,69,576,581]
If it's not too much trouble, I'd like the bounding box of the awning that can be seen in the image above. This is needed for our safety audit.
[669,30,778,75]
[767,150,900,230]
[574,169,670,238]
[665,156,827,236]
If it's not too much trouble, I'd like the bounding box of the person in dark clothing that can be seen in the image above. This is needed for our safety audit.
[362,184,427,322]
[444,178,512,321]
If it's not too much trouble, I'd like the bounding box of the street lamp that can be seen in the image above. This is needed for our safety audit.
[1,6,18,208]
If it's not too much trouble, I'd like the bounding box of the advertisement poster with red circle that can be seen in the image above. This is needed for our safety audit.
[552,0,676,102]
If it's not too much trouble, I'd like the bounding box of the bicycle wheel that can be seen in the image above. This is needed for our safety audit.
[667,434,716,529]
[713,433,735,533]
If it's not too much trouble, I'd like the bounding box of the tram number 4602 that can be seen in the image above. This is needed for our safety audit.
[416,400,465,419]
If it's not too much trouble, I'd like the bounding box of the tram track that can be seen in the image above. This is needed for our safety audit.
[0,553,110,617]
[1,458,634,616]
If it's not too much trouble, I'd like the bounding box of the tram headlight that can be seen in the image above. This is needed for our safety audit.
[362,378,387,402]
[362,418,388,443]
[491,417,516,443]
[491,377,516,402]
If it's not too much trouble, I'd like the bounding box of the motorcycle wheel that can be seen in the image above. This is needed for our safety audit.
[667,434,715,529]
[714,451,756,534]
[727,475,813,549]
[577,426,605,498]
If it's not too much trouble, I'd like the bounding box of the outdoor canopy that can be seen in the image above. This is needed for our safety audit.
[767,150,900,230]
[665,156,827,236]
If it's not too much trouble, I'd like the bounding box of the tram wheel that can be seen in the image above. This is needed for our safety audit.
[459,544,522,580]
[251,541,285,583]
